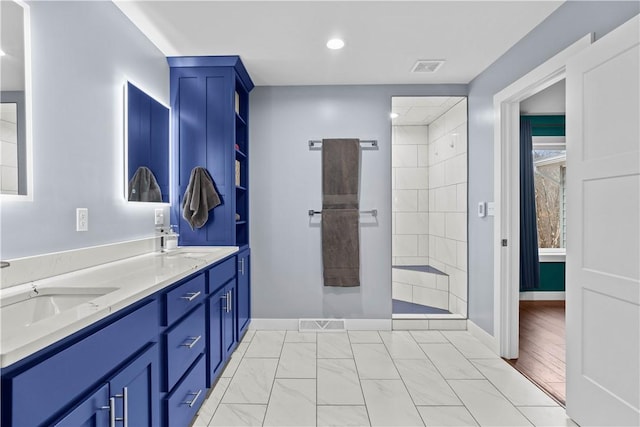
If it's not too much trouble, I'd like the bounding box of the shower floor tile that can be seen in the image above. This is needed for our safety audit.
[392,298,451,314]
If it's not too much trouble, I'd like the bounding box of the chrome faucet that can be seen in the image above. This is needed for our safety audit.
[0,261,10,269]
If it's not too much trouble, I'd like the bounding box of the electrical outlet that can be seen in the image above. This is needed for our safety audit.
[76,208,88,231]
[154,208,164,226]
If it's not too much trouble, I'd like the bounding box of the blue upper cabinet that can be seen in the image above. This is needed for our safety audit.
[168,56,253,247]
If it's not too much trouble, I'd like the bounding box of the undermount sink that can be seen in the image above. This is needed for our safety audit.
[1,286,118,328]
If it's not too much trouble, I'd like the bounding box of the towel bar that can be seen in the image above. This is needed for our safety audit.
[309,209,377,217]
[308,139,378,148]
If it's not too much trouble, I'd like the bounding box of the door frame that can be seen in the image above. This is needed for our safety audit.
[492,34,592,359]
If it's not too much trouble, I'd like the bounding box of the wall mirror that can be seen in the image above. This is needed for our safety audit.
[0,0,31,197]
[124,81,170,203]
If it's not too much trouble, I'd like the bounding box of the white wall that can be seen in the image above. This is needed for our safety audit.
[391,125,429,266]
[427,99,468,316]
[467,1,639,334]
[250,84,466,320]
[0,1,169,259]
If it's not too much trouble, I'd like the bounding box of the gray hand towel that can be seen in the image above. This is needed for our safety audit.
[182,167,221,229]
[322,138,361,287]
[128,166,162,202]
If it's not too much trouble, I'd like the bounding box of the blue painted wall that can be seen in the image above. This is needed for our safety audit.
[467,2,639,334]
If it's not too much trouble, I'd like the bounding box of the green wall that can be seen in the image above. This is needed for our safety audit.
[533,262,565,292]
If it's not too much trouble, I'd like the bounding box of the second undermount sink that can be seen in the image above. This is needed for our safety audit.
[0,286,119,328]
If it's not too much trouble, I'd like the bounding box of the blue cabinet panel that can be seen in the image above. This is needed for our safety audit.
[164,273,206,326]
[110,344,160,427]
[236,249,251,338]
[207,285,225,386]
[164,305,206,392]
[5,300,158,427]
[165,354,206,427]
[53,384,110,427]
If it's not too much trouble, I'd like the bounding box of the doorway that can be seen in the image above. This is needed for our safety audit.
[390,96,468,320]
[505,80,568,404]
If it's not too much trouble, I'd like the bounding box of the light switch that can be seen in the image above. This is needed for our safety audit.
[477,202,486,218]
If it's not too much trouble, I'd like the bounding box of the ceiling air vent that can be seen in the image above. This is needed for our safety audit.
[411,60,445,73]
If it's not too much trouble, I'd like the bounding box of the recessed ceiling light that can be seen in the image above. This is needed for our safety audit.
[326,38,345,50]
[390,112,399,119]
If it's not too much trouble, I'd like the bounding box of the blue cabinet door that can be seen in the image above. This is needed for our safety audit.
[53,384,110,427]
[109,343,160,427]
[236,249,251,338]
[223,282,236,356]
[171,66,235,246]
[207,285,226,386]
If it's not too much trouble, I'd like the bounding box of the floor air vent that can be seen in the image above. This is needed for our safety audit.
[299,319,346,332]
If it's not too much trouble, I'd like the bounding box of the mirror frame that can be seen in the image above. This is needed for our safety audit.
[0,0,32,200]
[123,80,171,204]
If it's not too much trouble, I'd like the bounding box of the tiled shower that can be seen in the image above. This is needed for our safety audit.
[392,98,468,317]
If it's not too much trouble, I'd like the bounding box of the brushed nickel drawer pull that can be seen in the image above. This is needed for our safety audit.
[181,335,202,349]
[180,291,201,302]
[183,389,203,407]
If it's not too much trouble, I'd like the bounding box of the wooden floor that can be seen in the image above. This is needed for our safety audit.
[506,300,566,405]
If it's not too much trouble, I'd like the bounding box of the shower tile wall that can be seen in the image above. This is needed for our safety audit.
[427,99,468,316]
[392,125,429,267]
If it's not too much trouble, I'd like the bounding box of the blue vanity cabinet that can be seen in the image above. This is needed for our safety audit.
[167,56,254,248]
[55,343,160,427]
[236,248,251,338]
[1,299,160,427]
[206,258,238,386]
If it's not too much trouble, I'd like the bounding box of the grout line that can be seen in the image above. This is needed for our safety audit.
[347,330,373,427]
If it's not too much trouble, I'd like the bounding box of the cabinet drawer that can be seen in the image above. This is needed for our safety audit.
[208,257,235,293]
[165,273,206,325]
[165,305,205,391]
[165,353,206,427]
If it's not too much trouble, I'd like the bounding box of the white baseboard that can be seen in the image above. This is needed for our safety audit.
[249,318,392,331]
[467,320,499,355]
[345,319,392,330]
[519,291,565,301]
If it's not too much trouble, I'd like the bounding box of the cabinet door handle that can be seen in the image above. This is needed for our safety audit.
[100,399,114,427]
[228,290,232,312]
[181,335,202,349]
[107,397,116,427]
[239,258,245,275]
[183,389,203,408]
[180,291,201,302]
[221,293,228,312]
[114,387,128,427]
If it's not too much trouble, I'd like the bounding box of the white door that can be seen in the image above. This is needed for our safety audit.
[565,15,640,426]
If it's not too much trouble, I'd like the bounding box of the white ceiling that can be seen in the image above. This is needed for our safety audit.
[114,1,564,86]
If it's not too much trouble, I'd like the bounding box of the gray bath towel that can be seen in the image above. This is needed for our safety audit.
[128,166,162,202]
[182,167,221,229]
[322,139,360,209]
[322,138,360,287]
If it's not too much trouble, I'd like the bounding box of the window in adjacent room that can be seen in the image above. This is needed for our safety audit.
[533,141,566,249]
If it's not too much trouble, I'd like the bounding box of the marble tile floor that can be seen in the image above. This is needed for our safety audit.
[191,330,577,427]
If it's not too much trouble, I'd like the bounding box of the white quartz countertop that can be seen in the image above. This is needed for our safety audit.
[0,246,238,368]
